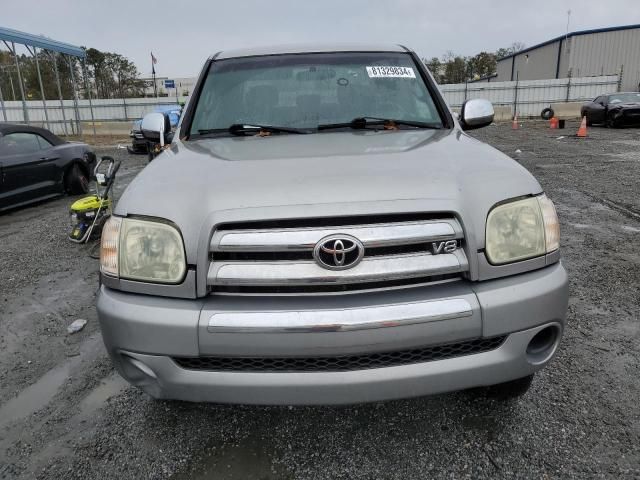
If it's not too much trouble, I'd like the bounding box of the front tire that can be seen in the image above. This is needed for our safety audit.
[484,374,534,400]
[64,164,89,195]
[607,111,621,128]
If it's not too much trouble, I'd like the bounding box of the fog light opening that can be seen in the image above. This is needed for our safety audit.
[526,325,560,365]
[120,353,158,383]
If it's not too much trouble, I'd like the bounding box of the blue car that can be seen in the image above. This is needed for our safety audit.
[128,105,182,154]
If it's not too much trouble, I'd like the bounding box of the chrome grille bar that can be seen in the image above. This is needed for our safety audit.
[208,217,468,293]
[211,220,462,252]
[208,251,468,287]
[206,298,473,333]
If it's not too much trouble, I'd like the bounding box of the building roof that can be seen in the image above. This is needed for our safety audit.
[0,26,85,57]
[215,43,409,59]
[497,23,640,61]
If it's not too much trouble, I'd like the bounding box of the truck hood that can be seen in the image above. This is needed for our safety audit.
[116,128,542,260]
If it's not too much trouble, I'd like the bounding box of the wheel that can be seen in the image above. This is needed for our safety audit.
[585,116,592,127]
[607,112,620,128]
[540,108,554,120]
[484,374,534,400]
[64,164,89,195]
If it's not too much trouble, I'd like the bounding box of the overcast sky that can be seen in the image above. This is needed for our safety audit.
[3,0,639,77]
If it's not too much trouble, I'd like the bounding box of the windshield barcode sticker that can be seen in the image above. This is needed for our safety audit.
[366,66,416,78]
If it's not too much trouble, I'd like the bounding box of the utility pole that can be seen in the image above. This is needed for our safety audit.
[565,10,572,76]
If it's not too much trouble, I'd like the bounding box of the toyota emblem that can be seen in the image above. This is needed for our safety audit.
[313,234,364,270]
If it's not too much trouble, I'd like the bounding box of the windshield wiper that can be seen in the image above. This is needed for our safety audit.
[197,124,311,136]
[318,117,441,131]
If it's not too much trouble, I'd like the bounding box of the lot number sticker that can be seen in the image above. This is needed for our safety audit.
[366,66,416,78]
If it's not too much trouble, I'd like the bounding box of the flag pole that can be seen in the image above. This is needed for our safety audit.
[151,52,158,98]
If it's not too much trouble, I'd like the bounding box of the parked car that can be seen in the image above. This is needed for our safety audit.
[0,123,96,212]
[127,105,182,154]
[580,92,640,127]
[97,44,568,405]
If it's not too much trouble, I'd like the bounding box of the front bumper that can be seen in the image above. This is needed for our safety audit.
[611,109,640,126]
[97,262,568,405]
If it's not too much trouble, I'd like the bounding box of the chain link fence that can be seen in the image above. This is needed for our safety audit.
[440,74,620,118]
[0,74,621,135]
[0,97,182,135]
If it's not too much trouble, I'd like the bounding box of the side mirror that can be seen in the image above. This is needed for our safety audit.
[460,99,494,130]
[141,112,172,146]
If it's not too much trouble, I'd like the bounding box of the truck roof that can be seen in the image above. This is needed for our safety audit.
[215,43,409,60]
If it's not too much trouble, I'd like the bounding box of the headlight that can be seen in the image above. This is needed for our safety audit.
[100,216,187,283]
[485,195,559,265]
[100,216,121,277]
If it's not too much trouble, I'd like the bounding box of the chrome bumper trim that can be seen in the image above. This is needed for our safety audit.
[207,298,473,333]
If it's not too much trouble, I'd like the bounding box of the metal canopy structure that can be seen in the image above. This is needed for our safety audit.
[0,25,95,136]
[0,26,86,57]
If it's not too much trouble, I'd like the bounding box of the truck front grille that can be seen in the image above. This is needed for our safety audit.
[208,214,468,294]
[172,336,506,372]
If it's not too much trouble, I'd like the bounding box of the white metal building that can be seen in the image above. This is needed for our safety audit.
[495,24,640,91]
[139,76,197,98]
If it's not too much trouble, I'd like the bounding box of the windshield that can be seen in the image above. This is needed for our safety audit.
[189,52,443,135]
[609,93,640,104]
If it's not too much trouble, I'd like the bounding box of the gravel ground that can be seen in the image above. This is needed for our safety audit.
[1,123,639,479]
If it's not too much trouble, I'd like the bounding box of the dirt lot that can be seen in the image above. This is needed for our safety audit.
[1,122,639,479]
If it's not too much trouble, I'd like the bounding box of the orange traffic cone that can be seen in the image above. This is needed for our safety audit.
[512,114,519,130]
[577,116,588,137]
[549,117,559,129]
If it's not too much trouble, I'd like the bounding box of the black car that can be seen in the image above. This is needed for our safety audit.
[581,92,640,128]
[0,124,96,212]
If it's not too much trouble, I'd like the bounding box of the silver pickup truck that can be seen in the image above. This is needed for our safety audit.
[97,44,568,405]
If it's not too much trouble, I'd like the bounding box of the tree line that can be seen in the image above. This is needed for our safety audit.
[423,42,526,84]
[0,47,145,101]
[0,41,528,102]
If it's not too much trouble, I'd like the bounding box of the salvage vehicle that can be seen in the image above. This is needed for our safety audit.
[0,123,96,212]
[580,92,640,127]
[98,44,569,405]
[127,105,182,155]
